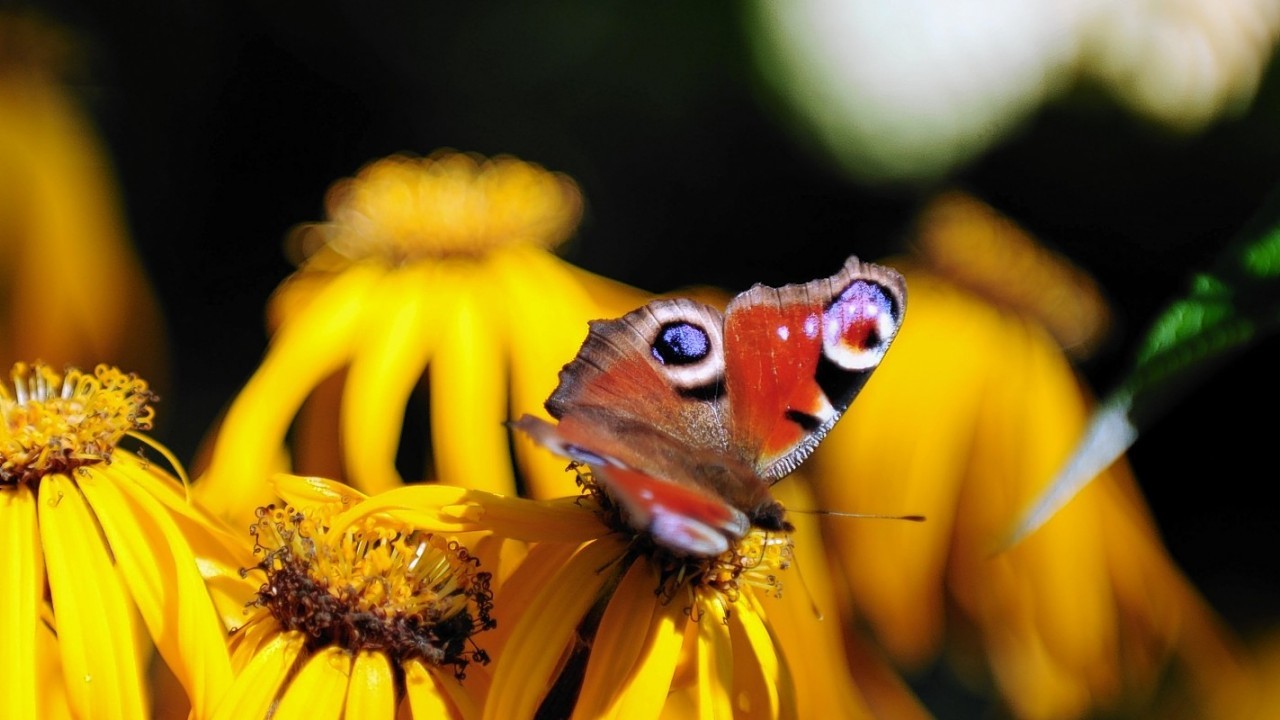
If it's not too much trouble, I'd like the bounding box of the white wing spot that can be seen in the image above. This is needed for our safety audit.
[803,313,820,338]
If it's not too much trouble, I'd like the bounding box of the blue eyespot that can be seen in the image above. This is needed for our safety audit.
[652,322,710,365]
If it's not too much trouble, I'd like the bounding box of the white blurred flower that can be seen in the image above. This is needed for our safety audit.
[748,0,1280,181]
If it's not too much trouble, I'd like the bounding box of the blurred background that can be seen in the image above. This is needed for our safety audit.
[4,0,1279,713]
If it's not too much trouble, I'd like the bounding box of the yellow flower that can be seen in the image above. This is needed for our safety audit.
[0,362,244,719]
[196,150,649,524]
[364,465,927,719]
[215,475,503,719]
[804,195,1257,718]
[0,13,166,383]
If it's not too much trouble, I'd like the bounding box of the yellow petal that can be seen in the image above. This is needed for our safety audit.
[728,600,793,720]
[485,537,628,720]
[109,458,251,565]
[198,262,385,520]
[464,493,605,542]
[214,630,305,719]
[227,614,278,672]
[810,268,999,666]
[950,316,1114,717]
[493,245,646,499]
[274,647,351,720]
[345,651,396,719]
[38,474,149,720]
[405,660,475,720]
[327,484,474,532]
[77,468,233,717]
[273,473,368,508]
[688,610,734,718]
[0,486,41,719]
[342,263,446,494]
[35,613,74,720]
[430,269,515,495]
[762,479,903,718]
[332,485,603,542]
[572,559,685,720]
[105,459,256,629]
[484,541,582,657]
[471,534,529,589]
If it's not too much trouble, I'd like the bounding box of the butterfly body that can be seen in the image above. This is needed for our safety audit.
[516,255,906,557]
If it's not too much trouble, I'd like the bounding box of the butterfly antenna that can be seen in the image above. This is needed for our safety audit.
[791,509,926,522]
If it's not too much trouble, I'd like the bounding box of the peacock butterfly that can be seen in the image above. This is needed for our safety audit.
[514,255,906,556]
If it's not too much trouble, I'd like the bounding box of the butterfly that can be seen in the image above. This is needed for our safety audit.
[514,255,906,557]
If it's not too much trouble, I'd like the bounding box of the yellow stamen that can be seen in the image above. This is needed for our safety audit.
[298,150,584,264]
[0,362,155,486]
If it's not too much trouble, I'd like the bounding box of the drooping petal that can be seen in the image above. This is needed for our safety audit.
[215,630,306,719]
[109,456,251,565]
[729,598,794,720]
[198,262,386,520]
[341,263,448,494]
[950,315,1118,717]
[685,612,736,718]
[483,541,582,657]
[335,484,604,542]
[273,646,351,720]
[38,473,149,720]
[430,270,515,494]
[572,558,685,720]
[83,461,236,712]
[763,479,921,718]
[485,537,628,720]
[0,485,41,719]
[494,245,649,499]
[105,458,256,630]
[1098,471,1257,719]
[77,468,233,717]
[811,268,1000,665]
[345,650,396,719]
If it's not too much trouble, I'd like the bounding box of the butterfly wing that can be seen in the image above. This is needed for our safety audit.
[516,297,769,554]
[513,415,748,556]
[723,255,906,481]
[539,297,747,487]
[515,255,906,555]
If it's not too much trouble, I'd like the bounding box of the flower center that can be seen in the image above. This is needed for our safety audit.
[300,150,583,264]
[0,362,155,487]
[246,504,495,678]
[574,465,794,617]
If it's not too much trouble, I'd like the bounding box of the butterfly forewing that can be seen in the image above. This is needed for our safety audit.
[723,256,906,481]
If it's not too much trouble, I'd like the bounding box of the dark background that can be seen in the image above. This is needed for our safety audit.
[28,0,1280,703]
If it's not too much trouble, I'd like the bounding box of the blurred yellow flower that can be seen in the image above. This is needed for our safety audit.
[0,362,244,719]
[804,197,1257,718]
[912,191,1111,360]
[196,150,648,524]
[0,13,166,384]
[214,475,499,719]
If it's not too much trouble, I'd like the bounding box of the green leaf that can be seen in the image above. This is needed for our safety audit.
[1003,187,1280,549]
